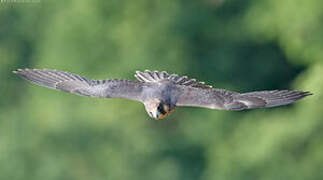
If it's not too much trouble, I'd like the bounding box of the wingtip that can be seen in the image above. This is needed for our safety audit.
[13,68,52,74]
[12,68,24,74]
[304,91,313,96]
[296,90,313,97]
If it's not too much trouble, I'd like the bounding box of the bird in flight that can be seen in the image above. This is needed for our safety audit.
[13,68,312,119]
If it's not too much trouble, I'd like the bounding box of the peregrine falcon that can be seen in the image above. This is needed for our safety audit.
[13,69,312,119]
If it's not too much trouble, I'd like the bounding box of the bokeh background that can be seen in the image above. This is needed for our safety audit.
[1,0,322,179]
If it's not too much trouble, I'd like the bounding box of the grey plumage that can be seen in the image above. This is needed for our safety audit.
[13,68,312,119]
[175,87,312,110]
[13,69,143,101]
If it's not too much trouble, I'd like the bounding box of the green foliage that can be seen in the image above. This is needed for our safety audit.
[0,0,322,179]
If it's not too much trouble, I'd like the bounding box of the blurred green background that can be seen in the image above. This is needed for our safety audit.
[0,0,322,179]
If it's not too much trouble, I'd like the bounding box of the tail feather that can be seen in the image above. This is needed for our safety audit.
[134,70,212,89]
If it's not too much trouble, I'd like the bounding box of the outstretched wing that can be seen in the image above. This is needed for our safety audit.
[175,86,312,110]
[13,69,144,101]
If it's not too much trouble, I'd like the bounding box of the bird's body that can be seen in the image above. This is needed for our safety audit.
[13,68,312,119]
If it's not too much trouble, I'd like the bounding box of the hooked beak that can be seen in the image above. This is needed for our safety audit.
[155,111,161,119]
[150,111,160,119]
[148,110,158,119]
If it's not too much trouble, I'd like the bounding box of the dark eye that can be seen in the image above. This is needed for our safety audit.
[157,104,166,114]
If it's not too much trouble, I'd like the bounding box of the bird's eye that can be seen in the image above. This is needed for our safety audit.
[157,104,166,114]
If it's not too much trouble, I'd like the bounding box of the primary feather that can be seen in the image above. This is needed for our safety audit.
[13,69,143,101]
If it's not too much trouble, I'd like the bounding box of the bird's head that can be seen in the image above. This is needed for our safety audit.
[144,98,175,119]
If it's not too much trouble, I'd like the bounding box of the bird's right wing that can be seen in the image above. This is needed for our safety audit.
[13,69,144,102]
[238,90,312,109]
[175,86,312,110]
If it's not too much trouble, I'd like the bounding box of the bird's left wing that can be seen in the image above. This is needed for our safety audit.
[13,69,144,102]
[174,86,312,110]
